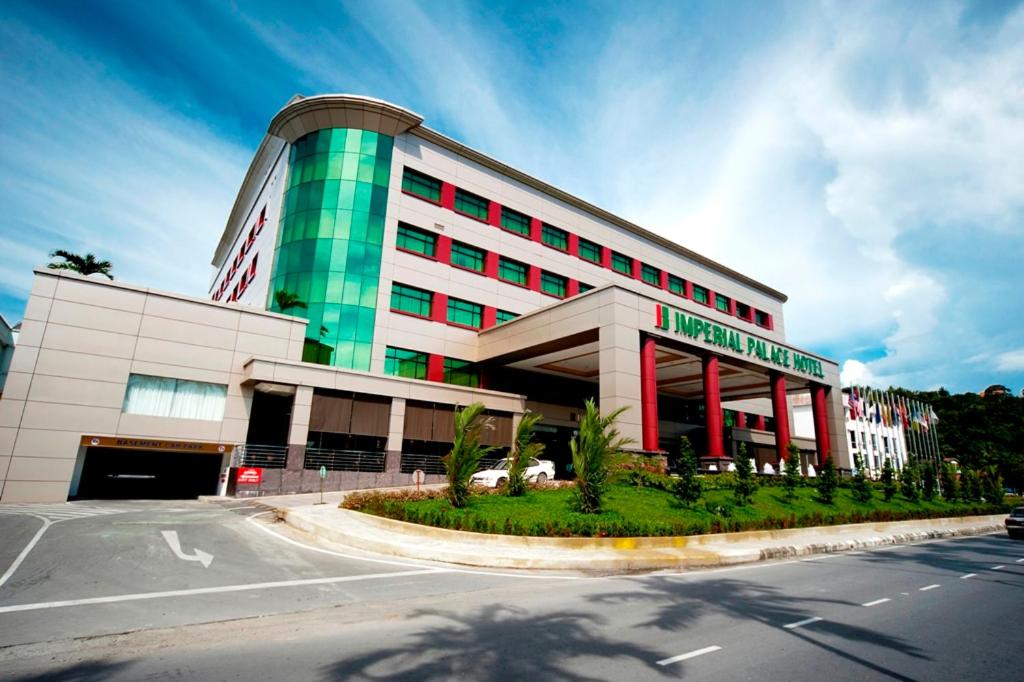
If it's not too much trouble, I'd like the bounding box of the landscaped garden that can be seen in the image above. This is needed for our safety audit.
[342,401,1016,538]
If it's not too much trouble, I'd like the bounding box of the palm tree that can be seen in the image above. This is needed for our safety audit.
[442,402,495,508]
[570,399,634,514]
[506,411,545,497]
[273,289,307,312]
[47,250,113,279]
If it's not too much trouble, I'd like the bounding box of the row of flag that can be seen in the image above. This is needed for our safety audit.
[847,387,939,433]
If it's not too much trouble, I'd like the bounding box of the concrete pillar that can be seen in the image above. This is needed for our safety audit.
[736,411,747,429]
[702,354,726,461]
[598,322,642,446]
[770,371,791,463]
[811,383,831,463]
[287,386,313,470]
[639,334,659,451]
[385,397,406,474]
[753,414,766,430]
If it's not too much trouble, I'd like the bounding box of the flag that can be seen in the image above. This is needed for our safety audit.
[874,402,882,424]
[929,407,939,424]
[849,387,860,419]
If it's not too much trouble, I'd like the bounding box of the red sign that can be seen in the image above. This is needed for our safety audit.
[237,467,263,485]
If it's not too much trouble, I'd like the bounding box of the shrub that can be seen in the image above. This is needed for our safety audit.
[881,458,897,502]
[733,442,756,506]
[673,435,703,506]
[570,399,634,514]
[940,463,959,502]
[782,443,802,501]
[507,411,545,497]
[817,456,838,504]
[961,468,983,503]
[851,464,873,503]
[900,462,920,502]
[443,402,496,508]
[982,466,1004,504]
[921,463,937,501]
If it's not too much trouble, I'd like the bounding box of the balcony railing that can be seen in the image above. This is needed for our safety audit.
[233,444,288,469]
[303,448,385,473]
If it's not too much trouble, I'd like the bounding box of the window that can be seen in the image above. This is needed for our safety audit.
[443,358,479,387]
[715,293,730,313]
[611,251,632,275]
[396,223,437,258]
[735,302,751,319]
[754,310,770,327]
[540,271,567,297]
[498,257,528,285]
[450,241,485,272]
[578,238,602,263]
[454,188,489,220]
[692,284,709,305]
[578,282,594,293]
[122,374,227,421]
[402,167,442,203]
[870,434,878,451]
[883,436,890,454]
[500,207,531,236]
[447,297,482,328]
[391,283,433,317]
[668,274,686,296]
[641,263,660,286]
[541,224,568,250]
[385,347,428,379]
[496,309,519,324]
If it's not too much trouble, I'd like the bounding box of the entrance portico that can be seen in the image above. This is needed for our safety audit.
[476,284,848,472]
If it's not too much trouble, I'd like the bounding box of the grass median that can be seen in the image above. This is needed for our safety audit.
[342,483,1013,538]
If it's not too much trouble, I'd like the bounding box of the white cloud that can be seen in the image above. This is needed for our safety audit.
[995,349,1024,372]
[840,359,877,387]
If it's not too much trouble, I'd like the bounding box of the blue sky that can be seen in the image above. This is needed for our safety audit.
[1,0,1022,394]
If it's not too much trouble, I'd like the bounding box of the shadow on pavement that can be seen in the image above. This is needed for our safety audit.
[839,534,1024,585]
[591,576,929,681]
[10,659,135,681]
[320,604,674,681]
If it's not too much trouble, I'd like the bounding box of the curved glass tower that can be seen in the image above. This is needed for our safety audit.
[267,127,393,370]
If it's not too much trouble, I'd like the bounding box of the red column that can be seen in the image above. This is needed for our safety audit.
[631,258,642,281]
[566,279,580,297]
[640,335,659,452]
[426,354,445,382]
[527,266,541,291]
[440,183,456,210]
[483,251,499,278]
[481,306,497,329]
[530,217,543,243]
[567,233,579,257]
[703,354,725,459]
[736,411,747,428]
[600,246,612,269]
[811,383,831,463]
[488,201,502,227]
[436,235,452,265]
[431,293,448,324]
[754,414,766,430]
[770,371,791,462]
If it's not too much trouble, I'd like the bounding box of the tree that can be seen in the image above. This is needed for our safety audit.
[506,411,545,497]
[273,289,307,312]
[881,458,897,502]
[570,399,633,514]
[981,466,1003,504]
[47,250,113,279]
[673,435,702,506]
[782,443,802,501]
[817,456,838,505]
[940,463,959,502]
[733,442,756,506]
[851,462,873,503]
[442,403,495,508]
[921,463,937,501]
[900,462,920,502]
[961,468,983,503]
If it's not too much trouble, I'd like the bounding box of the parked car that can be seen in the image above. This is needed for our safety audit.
[470,458,555,488]
[1006,506,1024,539]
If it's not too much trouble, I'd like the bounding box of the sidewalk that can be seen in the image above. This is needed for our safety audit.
[261,489,1007,573]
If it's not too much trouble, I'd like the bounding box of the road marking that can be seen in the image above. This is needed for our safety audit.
[960,573,976,579]
[1016,558,1024,563]
[244,513,584,580]
[0,517,53,589]
[161,530,214,568]
[990,565,1005,570]
[657,645,722,666]
[0,569,445,615]
[919,584,940,591]
[784,616,822,629]
[862,598,890,607]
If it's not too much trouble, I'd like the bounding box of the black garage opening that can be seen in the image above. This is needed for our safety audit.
[76,447,222,500]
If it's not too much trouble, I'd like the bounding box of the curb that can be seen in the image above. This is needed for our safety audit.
[275,506,1007,573]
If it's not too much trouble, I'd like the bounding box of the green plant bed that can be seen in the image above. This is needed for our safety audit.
[343,484,1008,538]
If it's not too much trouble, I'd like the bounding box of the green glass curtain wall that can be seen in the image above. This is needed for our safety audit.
[268,128,394,370]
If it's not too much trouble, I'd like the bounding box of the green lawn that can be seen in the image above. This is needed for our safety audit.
[344,483,1012,538]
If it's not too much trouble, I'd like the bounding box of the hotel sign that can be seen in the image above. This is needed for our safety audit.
[654,304,825,379]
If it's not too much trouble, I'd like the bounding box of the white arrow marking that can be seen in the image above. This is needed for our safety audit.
[161,530,213,568]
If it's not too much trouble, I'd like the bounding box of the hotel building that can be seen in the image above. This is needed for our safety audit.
[0,95,848,502]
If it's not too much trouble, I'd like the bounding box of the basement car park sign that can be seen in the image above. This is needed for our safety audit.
[654,304,825,379]
[80,436,235,454]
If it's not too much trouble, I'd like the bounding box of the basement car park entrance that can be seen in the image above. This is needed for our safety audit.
[73,437,232,500]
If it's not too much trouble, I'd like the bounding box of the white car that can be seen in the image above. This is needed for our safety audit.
[470,458,555,488]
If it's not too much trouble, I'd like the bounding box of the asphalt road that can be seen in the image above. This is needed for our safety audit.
[0,500,1022,680]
